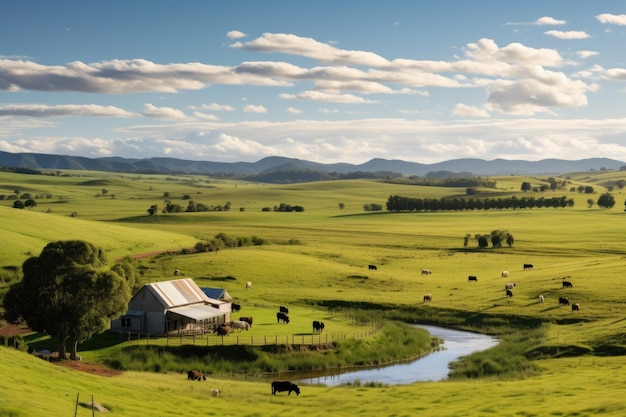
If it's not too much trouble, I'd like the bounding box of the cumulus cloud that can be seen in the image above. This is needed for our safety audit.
[544,30,590,40]
[243,104,267,113]
[596,13,626,25]
[286,107,302,114]
[453,103,490,118]
[577,50,599,59]
[535,16,566,25]
[280,91,375,103]
[200,103,235,111]
[142,104,188,120]
[226,30,247,39]
[0,103,134,118]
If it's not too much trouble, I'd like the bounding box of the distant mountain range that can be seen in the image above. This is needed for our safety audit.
[0,151,624,178]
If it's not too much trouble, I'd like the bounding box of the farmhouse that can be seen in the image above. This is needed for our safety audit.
[111,278,231,335]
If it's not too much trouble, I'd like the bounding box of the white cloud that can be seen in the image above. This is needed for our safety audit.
[243,104,267,113]
[596,13,626,25]
[142,104,188,120]
[453,103,490,118]
[226,30,247,39]
[0,103,134,118]
[286,107,302,114]
[577,50,599,59]
[280,91,375,103]
[535,16,566,25]
[200,103,235,111]
[544,30,590,40]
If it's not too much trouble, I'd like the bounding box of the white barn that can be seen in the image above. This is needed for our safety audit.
[111,278,231,336]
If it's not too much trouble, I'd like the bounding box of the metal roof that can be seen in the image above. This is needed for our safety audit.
[168,304,223,321]
[146,278,210,308]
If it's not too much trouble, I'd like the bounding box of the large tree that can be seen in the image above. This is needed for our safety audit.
[3,240,131,360]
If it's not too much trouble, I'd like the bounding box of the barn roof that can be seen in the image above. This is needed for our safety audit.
[201,287,233,301]
[168,304,223,321]
[145,278,210,308]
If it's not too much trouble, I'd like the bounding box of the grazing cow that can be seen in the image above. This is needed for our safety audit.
[539,294,544,303]
[572,303,580,313]
[313,320,325,333]
[215,324,230,336]
[468,275,478,282]
[230,320,250,331]
[246,281,252,289]
[277,312,290,324]
[231,303,241,312]
[368,264,377,270]
[210,388,220,397]
[279,306,289,314]
[506,289,513,298]
[562,281,573,288]
[501,270,509,278]
[239,317,253,327]
[271,380,301,396]
[505,283,516,290]
[187,370,206,381]
[423,294,432,302]
[523,263,534,270]
[174,269,179,276]
[559,297,570,306]
[421,269,432,275]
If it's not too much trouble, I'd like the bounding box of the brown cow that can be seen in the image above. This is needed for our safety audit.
[187,370,206,381]
[423,294,432,302]
[215,324,230,336]
[239,317,253,327]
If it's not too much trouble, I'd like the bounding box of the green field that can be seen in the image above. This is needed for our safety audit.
[2,169,626,416]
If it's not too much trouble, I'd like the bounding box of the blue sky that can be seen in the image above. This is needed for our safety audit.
[1,0,626,164]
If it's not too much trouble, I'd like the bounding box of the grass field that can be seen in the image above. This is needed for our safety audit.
[2,169,626,416]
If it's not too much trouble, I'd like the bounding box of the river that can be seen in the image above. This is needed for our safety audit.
[296,325,499,386]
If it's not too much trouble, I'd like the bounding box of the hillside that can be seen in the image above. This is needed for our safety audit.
[1,150,624,178]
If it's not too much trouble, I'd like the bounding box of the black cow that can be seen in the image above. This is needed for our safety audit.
[468,276,478,282]
[313,320,325,333]
[559,297,570,306]
[562,281,573,288]
[239,316,253,327]
[187,370,206,381]
[277,312,290,324]
[523,263,534,270]
[231,303,241,312]
[506,289,513,298]
[271,380,300,396]
[279,306,289,314]
[572,303,580,313]
[368,264,377,270]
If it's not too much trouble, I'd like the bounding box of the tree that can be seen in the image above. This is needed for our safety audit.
[24,199,37,209]
[521,182,532,192]
[12,200,24,209]
[147,204,158,216]
[597,192,616,209]
[587,198,594,208]
[3,240,131,360]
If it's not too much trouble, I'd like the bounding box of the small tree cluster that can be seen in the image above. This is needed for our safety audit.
[364,203,383,211]
[469,230,514,248]
[274,203,304,212]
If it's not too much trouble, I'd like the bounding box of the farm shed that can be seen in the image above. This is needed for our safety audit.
[111,278,231,336]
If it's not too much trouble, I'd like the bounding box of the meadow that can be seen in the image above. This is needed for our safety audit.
[2,168,626,416]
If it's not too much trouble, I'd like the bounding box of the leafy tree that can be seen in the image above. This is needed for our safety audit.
[587,198,594,208]
[147,204,158,216]
[338,203,345,209]
[12,200,24,209]
[521,182,532,192]
[476,234,489,248]
[597,192,615,209]
[24,199,37,209]
[3,240,131,360]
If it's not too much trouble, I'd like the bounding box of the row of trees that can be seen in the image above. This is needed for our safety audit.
[386,195,574,212]
[464,230,514,248]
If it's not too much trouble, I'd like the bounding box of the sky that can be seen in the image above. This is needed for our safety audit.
[2,0,626,165]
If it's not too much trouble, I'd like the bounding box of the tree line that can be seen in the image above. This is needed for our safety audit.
[386,195,574,212]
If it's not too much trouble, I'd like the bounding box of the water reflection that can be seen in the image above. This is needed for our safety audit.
[298,325,498,386]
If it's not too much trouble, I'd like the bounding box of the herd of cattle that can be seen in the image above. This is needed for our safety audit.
[415,263,582,314]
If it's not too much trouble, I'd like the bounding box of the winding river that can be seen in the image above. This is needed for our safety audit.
[296,325,498,386]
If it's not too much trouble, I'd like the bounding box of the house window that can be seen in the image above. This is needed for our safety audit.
[121,317,131,328]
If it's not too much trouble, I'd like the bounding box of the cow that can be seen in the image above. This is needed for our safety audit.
[187,370,206,381]
[421,269,432,275]
[239,317,253,327]
[539,294,544,303]
[368,264,377,270]
[523,263,534,270]
[246,281,252,289]
[313,320,325,333]
[174,268,180,276]
[215,324,230,336]
[230,320,250,331]
[277,312,290,324]
[279,306,289,314]
[505,283,516,290]
[231,303,241,312]
[501,270,509,278]
[423,294,432,302]
[562,281,573,288]
[559,297,570,306]
[210,388,220,397]
[271,380,301,396]
[506,289,513,298]
[572,303,580,313]
[468,276,478,282]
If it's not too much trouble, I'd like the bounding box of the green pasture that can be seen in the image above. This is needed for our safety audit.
[3,169,626,415]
